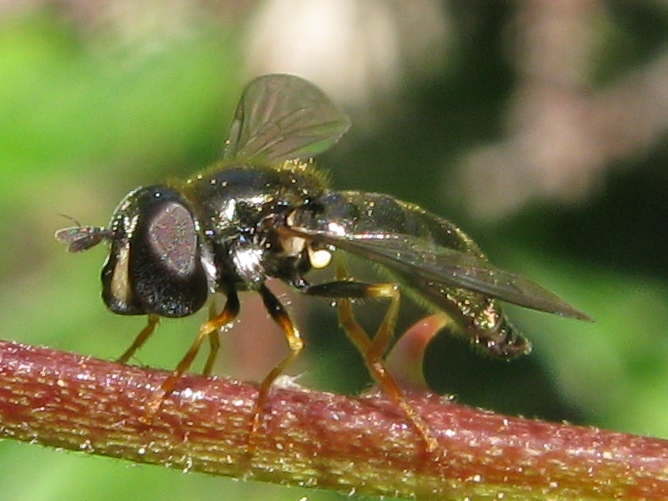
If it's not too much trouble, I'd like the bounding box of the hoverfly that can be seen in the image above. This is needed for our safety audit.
[56,74,591,452]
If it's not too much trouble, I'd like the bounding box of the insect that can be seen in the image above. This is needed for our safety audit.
[56,73,591,452]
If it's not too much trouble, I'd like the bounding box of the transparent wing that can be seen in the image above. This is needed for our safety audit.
[288,228,592,321]
[223,74,351,163]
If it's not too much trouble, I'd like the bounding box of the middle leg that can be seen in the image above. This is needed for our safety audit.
[247,283,304,449]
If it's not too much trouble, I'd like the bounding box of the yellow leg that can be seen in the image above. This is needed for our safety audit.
[203,301,223,376]
[247,284,304,452]
[117,314,160,364]
[335,265,438,452]
[145,294,239,417]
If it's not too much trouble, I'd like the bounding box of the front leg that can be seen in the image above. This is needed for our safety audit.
[145,289,240,417]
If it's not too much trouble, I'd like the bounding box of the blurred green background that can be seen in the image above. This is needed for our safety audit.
[2,2,668,500]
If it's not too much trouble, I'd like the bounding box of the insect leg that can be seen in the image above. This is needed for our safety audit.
[203,300,223,376]
[297,266,438,452]
[145,290,240,416]
[117,314,160,364]
[333,263,400,363]
[250,283,304,439]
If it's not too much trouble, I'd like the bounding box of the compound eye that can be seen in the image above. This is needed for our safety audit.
[129,196,208,318]
[146,202,198,277]
[102,186,209,318]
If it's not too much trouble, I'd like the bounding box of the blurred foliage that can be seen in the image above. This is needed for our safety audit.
[1,3,668,501]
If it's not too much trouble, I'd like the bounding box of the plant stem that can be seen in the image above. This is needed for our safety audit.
[0,339,666,500]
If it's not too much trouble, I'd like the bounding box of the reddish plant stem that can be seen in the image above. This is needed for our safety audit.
[0,339,666,500]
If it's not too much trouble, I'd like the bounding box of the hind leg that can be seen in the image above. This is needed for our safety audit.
[298,265,438,452]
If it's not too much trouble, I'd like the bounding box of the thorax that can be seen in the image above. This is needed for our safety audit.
[178,160,327,288]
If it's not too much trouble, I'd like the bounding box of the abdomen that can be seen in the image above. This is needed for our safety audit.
[314,190,530,358]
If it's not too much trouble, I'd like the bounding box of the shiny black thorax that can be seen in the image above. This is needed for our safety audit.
[181,160,327,291]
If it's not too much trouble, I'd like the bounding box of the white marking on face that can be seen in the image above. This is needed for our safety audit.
[110,243,132,306]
